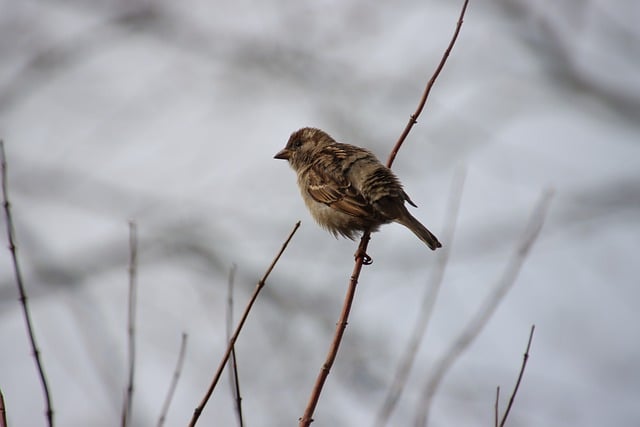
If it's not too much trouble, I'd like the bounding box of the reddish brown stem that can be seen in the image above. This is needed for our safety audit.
[0,387,7,427]
[298,234,370,426]
[387,0,470,168]
[188,221,300,427]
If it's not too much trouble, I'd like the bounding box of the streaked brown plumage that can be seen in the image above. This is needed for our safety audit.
[274,127,442,250]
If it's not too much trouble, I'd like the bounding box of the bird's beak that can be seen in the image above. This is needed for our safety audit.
[274,148,290,160]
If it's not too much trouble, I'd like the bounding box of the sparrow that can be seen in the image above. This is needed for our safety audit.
[274,127,441,250]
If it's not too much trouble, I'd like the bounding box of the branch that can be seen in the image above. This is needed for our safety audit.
[494,386,500,427]
[374,169,465,427]
[299,2,470,425]
[298,233,371,426]
[188,221,301,427]
[498,325,535,427]
[0,140,54,427]
[122,221,138,427]
[386,0,470,167]
[226,263,244,427]
[414,190,553,427]
[157,332,188,427]
[0,387,7,427]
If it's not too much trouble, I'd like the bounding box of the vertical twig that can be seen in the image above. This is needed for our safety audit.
[498,325,535,427]
[299,2,470,426]
[157,332,188,427]
[414,190,553,427]
[122,221,138,427]
[0,141,54,427]
[374,169,465,427]
[0,387,7,427]
[494,386,500,427]
[226,263,244,427]
[188,221,301,427]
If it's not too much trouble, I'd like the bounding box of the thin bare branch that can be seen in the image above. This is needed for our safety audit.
[226,263,244,427]
[499,325,535,427]
[0,387,7,427]
[494,386,500,427]
[414,190,553,427]
[386,0,470,167]
[374,169,466,427]
[157,332,189,427]
[299,2,470,425]
[122,221,138,427]
[298,232,371,426]
[1,141,54,427]
[188,221,301,427]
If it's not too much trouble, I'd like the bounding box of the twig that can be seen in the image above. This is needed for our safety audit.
[0,387,7,427]
[226,263,244,427]
[157,332,189,427]
[386,0,470,167]
[188,221,301,427]
[122,221,138,427]
[0,141,54,427]
[374,169,465,427]
[414,190,553,427]
[298,233,370,426]
[494,386,500,427]
[299,2,470,425]
[498,325,535,427]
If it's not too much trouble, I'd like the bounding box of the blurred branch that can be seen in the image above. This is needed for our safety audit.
[157,332,188,427]
[188,221,301,427]
[0,141,54,427]
[122,221,138,427]
[374,168,466,427]
[494,386,500,427]
[413,190,553,427]
[226,263,244,427]
[498,325,535,427]
[299,2,470,425]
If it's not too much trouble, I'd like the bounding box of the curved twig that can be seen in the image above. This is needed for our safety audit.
[1,141,54,427]
[188,221,301,426]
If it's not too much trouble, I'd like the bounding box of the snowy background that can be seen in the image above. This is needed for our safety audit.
[1,0,639,426]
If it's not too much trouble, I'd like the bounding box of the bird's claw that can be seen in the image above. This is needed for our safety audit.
[354,248,373,265]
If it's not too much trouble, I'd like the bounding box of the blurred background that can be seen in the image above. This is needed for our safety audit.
[1,0,639,426]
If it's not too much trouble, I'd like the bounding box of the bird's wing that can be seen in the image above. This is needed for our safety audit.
[306,163,374,218]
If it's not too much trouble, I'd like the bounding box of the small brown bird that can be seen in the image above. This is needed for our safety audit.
[274,127,442,250]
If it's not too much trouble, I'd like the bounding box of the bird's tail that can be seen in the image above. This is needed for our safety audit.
[396,210,442,250]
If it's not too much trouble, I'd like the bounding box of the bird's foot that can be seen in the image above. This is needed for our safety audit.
[354,247,373,265]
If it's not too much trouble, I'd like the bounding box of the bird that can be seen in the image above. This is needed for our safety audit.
[274,127,442,250]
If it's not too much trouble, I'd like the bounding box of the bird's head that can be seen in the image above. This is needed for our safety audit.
[274,127,334,170]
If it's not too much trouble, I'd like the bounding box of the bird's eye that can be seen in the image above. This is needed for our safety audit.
[293,139,302,148]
